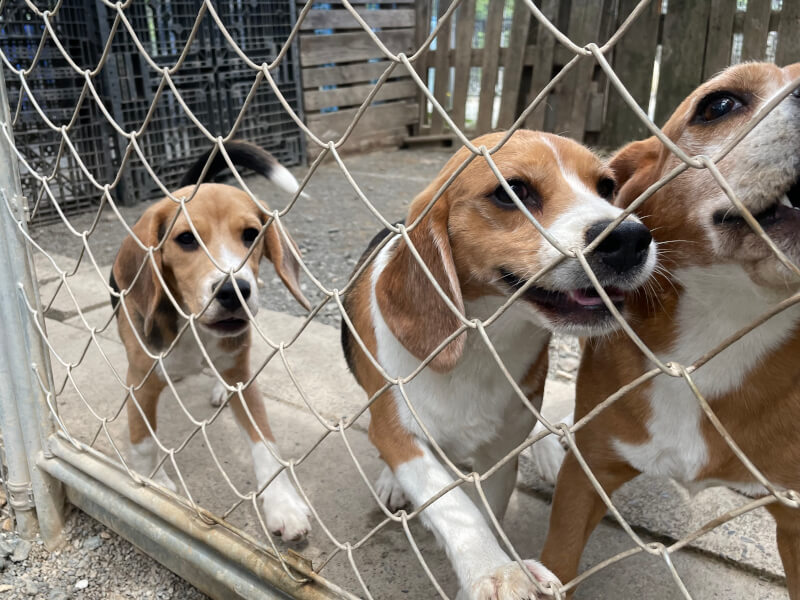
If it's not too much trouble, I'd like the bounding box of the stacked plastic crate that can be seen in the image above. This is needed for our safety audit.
[97,0,305,204]
[0,0,113,223]
[0,0,304,221]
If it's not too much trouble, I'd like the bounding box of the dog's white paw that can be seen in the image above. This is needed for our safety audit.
[530,413,573,486]
[210,380,228,407]
[462,560,560,600]
[260,475,312,542]
[129,437,178,493]
[152,468,178,493]
[375,465,408,511]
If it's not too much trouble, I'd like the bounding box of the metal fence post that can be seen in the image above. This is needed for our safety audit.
[0,323,37,539]
[0,74,66,548]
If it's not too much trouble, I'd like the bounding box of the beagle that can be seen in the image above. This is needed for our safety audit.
[538,63,800,598]
[110,141,313,541]
[340,130,657,599]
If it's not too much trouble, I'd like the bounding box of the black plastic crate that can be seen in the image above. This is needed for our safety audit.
[98,0,305,203]
[1,0,304,224]
[1,0,114,224]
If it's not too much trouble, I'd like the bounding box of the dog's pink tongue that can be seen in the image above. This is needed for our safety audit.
[568,288,624,306]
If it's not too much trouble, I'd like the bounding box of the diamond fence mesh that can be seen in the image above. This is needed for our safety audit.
[0,0,799,599]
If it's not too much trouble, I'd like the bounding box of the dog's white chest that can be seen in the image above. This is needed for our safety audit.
[158,327,238,381]
[374,296,547,465]
[613,266,800,485]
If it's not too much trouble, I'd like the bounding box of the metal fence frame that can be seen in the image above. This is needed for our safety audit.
[0,72,65,546]
[0,1,799,599]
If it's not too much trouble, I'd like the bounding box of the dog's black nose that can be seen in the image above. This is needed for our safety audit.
[585,220,652,274]
[215,278,251,311]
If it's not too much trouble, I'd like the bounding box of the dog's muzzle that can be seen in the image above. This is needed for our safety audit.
[584,220,653,275]
[215,278,252,311]
[202,277,253,336]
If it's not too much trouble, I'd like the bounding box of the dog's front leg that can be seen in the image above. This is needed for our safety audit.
[540,449,637,597]
[470,454,519,523]
[125,368,177,492]
[382,438,559,600]
[768,503,800,599]
[472,408,537,521]
[223,370,311,542]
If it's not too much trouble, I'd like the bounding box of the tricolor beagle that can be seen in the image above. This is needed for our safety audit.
[341,130,657,599]
[538,63,800,598]
[110,141,313,541]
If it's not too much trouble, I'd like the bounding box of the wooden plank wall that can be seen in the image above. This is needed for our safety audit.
[297,1,418,159]
[414,0,619,143]
[650,0,797,130]
[411,0,800,150]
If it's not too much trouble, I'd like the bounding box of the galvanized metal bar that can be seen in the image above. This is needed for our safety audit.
[42,437,357,600]
[42,455,293,600]
[0,337,37,538]
[0,73,66,548]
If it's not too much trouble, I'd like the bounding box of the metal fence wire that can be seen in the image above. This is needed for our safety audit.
[0,1,798,599]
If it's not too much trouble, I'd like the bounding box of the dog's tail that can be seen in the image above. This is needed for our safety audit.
[179,140,304,197]
[109,270,119,311]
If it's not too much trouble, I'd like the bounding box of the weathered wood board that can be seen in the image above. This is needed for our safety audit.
[300,0,800,156]
[298,2,418,160]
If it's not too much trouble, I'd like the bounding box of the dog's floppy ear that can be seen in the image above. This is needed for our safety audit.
[375,189,465,373]
[262,218,311,311]
[609,137,662,209]
[112,202,173,338]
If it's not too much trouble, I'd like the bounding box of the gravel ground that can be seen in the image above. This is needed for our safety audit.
[0,509,207,600]
[15,145,583,598]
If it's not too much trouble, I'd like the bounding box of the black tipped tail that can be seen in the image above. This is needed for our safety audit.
[179,140,302,196]
[109,270,119,311]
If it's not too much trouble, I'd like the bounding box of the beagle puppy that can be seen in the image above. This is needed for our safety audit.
[110,141,313,541]
[341,130,657,599]
[538,63,800,598]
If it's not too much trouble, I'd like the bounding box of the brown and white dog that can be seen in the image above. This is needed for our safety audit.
[110,141,313,541]
[341,130,657,599]
[537,63,800,597]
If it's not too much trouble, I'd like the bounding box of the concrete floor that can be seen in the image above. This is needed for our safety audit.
[41,302,788,599]
[26,147,789,599]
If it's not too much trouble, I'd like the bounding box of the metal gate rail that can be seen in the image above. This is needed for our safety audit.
[40,436,357,600]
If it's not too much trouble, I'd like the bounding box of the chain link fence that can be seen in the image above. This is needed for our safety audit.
[0,0,798,598]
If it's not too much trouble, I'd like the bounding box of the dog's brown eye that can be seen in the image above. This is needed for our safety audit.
[694,93,743,123]
[490,179,534,210]
[242,228,259,246]
[597,177,615,200]
[175,231,198,250]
